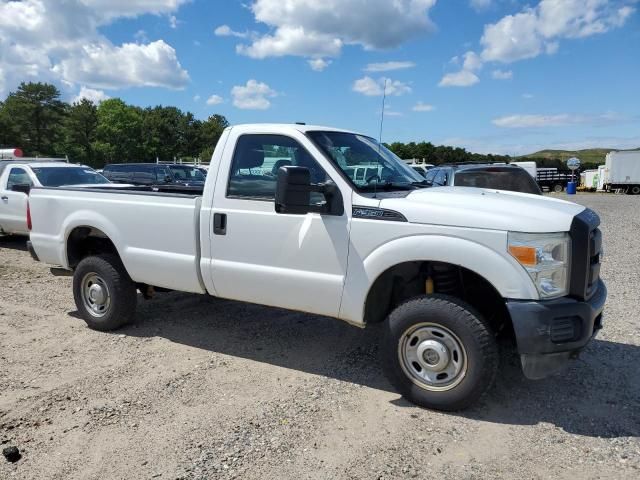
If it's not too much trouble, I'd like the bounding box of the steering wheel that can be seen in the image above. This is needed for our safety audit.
[366,173,381,184]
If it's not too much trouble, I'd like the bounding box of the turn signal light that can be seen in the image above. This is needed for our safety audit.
[509,245,537,266]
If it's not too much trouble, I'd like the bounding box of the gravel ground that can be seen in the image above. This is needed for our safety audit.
[1,193,639,479]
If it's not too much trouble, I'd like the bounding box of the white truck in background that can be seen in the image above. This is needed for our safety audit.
[0,160,114,235]
[27,124,606,411]
[603,150,640,194]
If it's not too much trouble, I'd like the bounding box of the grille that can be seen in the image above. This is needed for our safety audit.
[569,208,602,300]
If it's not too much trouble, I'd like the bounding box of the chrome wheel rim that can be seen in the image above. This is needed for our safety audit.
[399,323,467,392]
[80,273,111,318]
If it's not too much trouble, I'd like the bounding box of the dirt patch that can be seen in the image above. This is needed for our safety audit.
[1,194,639,479]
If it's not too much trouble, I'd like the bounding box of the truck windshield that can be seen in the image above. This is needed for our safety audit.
[307,131,425,191]
[168,165,205,182]
[32,167,110,187]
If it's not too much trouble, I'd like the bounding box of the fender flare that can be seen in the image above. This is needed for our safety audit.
[339,234,538,324]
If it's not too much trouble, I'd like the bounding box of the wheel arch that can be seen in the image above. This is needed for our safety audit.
[63,212,127,271]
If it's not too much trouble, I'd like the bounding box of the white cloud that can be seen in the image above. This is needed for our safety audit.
[438,51,482,87]
[439,70,479,87]
[134,30,148,43]
[470,0,493,11]
[492,112,627,128]
[442,0,635,88]
[53,40,189,89]
[169,15,178,29]
[214,25,249,39]
[522,93,534,99]
[491,69,513,80]
[231,79,277,110]
[206,94,224,106]
[237,26,343,59]
[73,86,109,104]
[443,134,640,156]
[193,95,201,101]
[481,0,635,63]
[364,61,416,72]
[352,76,412,96]
[0,0,189,95]
[307,58,331,71]
[236,0,436,64]
[412,101,435,112]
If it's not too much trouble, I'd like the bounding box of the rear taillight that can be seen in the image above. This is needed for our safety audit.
[27,202,32,230]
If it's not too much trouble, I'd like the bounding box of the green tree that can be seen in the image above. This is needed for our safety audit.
[94,98,143,164]
[2,82,67,155]
[198,114,229,161]
[63,99,99,166]
[141,105,186,162]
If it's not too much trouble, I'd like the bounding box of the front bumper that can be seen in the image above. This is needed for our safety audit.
[506,279,606,379]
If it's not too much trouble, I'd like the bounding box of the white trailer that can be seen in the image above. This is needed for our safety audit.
[581,169,598,191]
[597,165,607,191]
[604,151,640,194]
[510,161,537,179]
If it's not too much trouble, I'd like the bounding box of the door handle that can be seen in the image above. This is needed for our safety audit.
[213,213,227,235]
[1,196,8,201]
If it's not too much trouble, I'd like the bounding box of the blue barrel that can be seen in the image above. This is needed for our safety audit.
[566,181,577,195]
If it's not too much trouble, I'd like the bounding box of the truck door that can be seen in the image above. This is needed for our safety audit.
[208,132,351,317]
[0,166,32,234]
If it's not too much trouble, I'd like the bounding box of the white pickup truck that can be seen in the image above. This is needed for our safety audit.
[0,160,113,235]
[27,124,606,410]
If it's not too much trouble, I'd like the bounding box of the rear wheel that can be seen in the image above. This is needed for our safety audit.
[630,185,640,195]
[73,255,137,331]
[381,295,498,411]
[552,183,564,193]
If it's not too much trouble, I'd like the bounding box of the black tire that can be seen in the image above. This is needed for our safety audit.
[630,185,640,195]
[381,295,498,411]
[72,255,137,331]
[552,184,564,193]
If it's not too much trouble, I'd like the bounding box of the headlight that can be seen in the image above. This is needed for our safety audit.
[508,232,570,299]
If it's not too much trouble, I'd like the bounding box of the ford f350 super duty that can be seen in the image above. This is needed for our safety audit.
[27,124,606,410]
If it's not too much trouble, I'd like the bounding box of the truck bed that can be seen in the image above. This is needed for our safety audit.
[28,186,207,294]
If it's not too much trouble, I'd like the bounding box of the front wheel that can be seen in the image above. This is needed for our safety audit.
[630,185,640,195]
[73,255,137,331]
[552,183,564,193]
[381,295,498,411]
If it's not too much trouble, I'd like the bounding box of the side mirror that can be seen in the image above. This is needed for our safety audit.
[275,166,343,216]
[275,166,312,214]
[11,184,31,195]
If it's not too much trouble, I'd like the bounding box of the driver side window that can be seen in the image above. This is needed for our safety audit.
[7,168,32,189]
[227,134,328,202]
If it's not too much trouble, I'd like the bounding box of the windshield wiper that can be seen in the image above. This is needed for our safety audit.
[359,181,418,192]
[410,180,432,187]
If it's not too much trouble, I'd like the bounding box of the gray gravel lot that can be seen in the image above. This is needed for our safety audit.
[1,193,639,479]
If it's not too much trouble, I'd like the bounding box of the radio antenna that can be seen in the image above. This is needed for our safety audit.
[372,79,388,199]
[378,78,388,146]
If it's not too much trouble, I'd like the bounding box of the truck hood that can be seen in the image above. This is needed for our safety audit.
[379,187,585,232]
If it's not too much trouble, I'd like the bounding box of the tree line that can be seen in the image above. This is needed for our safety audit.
[384,141,511,165]
[0,82,228,168]
[0,81,596,170]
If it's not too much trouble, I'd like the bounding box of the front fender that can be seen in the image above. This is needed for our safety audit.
[339,234,538,324]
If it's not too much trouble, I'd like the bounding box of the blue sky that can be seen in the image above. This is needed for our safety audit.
[1,0,639,154]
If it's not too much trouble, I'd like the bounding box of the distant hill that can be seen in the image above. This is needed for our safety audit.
[520,148,640,165]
